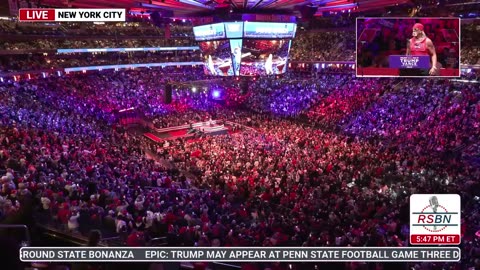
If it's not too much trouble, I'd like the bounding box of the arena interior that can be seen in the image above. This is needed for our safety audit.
[0,0,479,270]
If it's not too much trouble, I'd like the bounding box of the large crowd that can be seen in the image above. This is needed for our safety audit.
[0,38,196,51]
[0,50,201,72]
[461,23,480,65]
[0,65,479,270]
[0,20,478,71]
[0,20,193,38]
[0,20,196,52]
[290,31,356,62]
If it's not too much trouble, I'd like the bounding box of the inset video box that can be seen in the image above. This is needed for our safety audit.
[356,17,461,78]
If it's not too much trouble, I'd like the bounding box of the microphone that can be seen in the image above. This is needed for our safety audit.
[429,196,439,230]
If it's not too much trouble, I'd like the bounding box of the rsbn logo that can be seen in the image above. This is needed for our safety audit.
[410,194,461,245]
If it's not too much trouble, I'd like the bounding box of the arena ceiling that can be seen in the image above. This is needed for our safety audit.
[37,0,409,17]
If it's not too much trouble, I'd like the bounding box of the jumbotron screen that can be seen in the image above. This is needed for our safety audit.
[240,39,291,76]
[199,40,233,76]
[193,22,296,76]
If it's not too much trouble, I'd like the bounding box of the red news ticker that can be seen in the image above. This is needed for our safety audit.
[411,234,460,245]
[19,9,55,22]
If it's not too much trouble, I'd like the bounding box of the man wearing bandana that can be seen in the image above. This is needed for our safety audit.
[403,23,438,76]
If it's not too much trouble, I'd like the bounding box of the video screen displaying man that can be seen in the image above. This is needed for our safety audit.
[229,39,243,76]
[198,40,232,76]
[240,39,290,76]
[404,23,437,76]
[356,18,460,77]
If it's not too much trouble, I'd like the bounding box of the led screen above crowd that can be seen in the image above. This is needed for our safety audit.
[225,22,244,38]
[193,23,226,41]
[193,22,296,76]
[243,22,297,39]
[240,39,291,76]
[193,22,297,41]
[199,40,232,76]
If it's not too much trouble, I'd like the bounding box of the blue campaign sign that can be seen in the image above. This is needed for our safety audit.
[243,22,296,39]
[389,55,431,69]
[193,23,226,41]
[225,22,244,38]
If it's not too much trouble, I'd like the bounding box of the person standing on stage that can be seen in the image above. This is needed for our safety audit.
[207,55,217,75]
[265,54,273,75]
[406,23,438,76]
[232,47,241,76]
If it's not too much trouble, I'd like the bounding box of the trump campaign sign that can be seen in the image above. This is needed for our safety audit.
[410,194,461,245]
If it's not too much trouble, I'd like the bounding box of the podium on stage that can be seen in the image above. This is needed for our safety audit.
[389,55,431,76]
[389,55,431,69]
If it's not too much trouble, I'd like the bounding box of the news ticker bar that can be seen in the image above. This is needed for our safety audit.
[57,47,200,54]
[20,247,460,262]
[63,62,204,72]
[19,9,126,22]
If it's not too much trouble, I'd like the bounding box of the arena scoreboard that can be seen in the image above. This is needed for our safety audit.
[193,22,296,76]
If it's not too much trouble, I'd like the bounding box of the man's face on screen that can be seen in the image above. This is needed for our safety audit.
[412,28,421,37]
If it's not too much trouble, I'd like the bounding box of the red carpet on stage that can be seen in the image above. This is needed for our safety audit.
[169,129,188,137]
[144,133,162,142]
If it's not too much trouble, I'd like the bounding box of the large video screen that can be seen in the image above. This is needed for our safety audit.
[225,22,244,38]
[243,22,296,39]
[193,22,297,76]
[198,40,232,76]
[229,39,243,76]
[193,22,297,40]
[240,39,290,76]
[356,17,460,77]
[193,23,226,41]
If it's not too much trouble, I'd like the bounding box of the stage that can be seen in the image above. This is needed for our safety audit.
[193,121,229,136]
[144,120,231,143]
